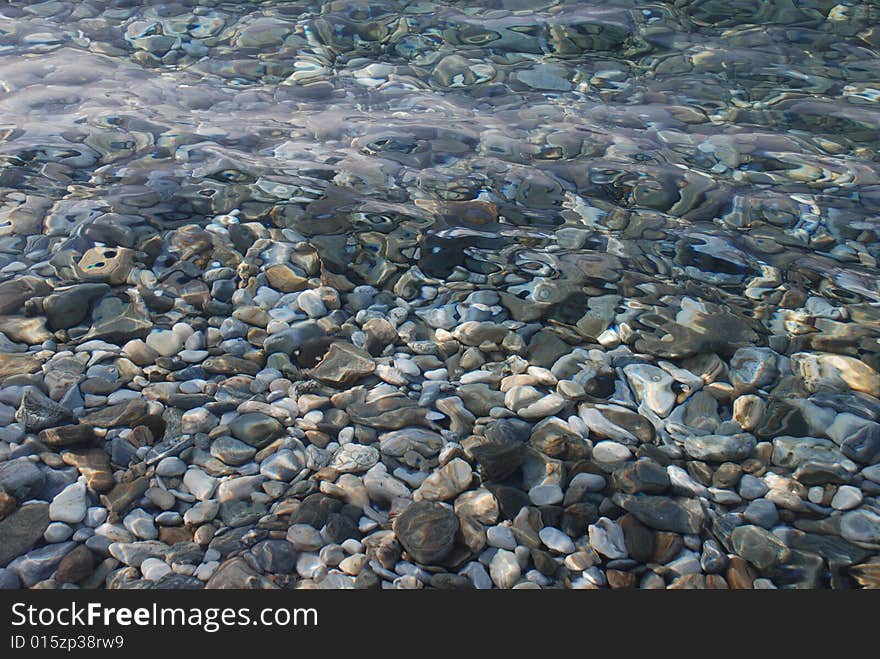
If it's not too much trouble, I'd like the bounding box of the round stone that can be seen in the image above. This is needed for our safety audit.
[393,501,459,565]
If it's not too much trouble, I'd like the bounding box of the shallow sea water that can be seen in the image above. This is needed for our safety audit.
[1,1,880,589]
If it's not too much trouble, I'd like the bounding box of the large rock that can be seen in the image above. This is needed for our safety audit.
[730,524,791,571]
[613,494,704,534]
[683,433,756,462]
[228,412,284,449]
[311,342,376,388]
[0,458,46,501]
[38,424,96,448]
[393,501,459,565]
[0,503,50,567]
[44,284,110,330]
[16,387,73,432]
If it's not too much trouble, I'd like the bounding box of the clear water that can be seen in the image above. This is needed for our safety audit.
[2,1,880,588]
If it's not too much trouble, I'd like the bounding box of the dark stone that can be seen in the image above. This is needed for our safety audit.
[486,485,530,521]
[44,284,110,330]
[100,477,148,517]
[393,501,459,565]
[531,549,559,577]
[0,503,49,567]
[484,418,533,444]
[430,573,474,589]
[612,459,670,494]
[38,424,96,448]
[228,413,285,449]
[561,502,598,538]
[613,494,705,534]
[323,513,360,543]
[165,542,204,566]
[150,574,205,589]
[471,442,524,482]
[730,524,791,572]
[0,276,52,315]
[205,557,277,589]
[220,500,267,528]
[354,566,381,589]
[81,398,150,428]
[16,387,73,432]
[619,514,655,564]
[55,545,95,584]
[289,494,343,528]
[840,423,880,464]
[0,458,46,501]
[251,540,297,574]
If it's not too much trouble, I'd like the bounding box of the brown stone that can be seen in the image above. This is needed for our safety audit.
[159,526,193,545]
[706,574,729,589]
[0,489,15,521]
[55,545,95,584]
[311,342,376,388]
[0,353,41,379]
[81,398,149,428]
[202,355,260,376]
[607,569,637,589]
[0,276,52,314]
[668,574,707,589]
[38,424,96,448]
[75,246,135,285]
[651,531,683,564]
[100,477,148,517]
[0,316,53,344]
[726,555,756,590]
[265,264,308,293]
[61,449,115,492]
[127,425,154,447]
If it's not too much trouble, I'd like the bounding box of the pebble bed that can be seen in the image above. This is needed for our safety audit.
[1,1,880,590]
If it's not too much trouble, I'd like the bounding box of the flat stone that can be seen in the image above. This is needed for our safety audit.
[312,342,376,388]
[613,494,704,534]
[44,284,110,330]
[588,517,628,559]
[623,364,676,417]
[730,525,791,571]
[228,412,284,449]
[55,544,94,584]
[840,509,880,546]
[539,527,575,554]
[50,481,88,524]
[0,458,45,500]
[16,387,73,432]
[100,477,149,517]
[831,485,863,511]
[612,459,670,494]
[38,424,96,448]
[183,469,219,501]
[683,433,756,462]
[489,549,521,589]
[61,449,114,492]
[286,524,324,551]
[0,503,49,567]
[414,458,472,502]
[329,443,379,475]
[0,353,41,380]
[81,398,149,428]
[0,316,52,345]
[205,556,276,589]
[202,355,260,376]
[394,501,458,565]
[8,541,76,587]
[210,436,256,466]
